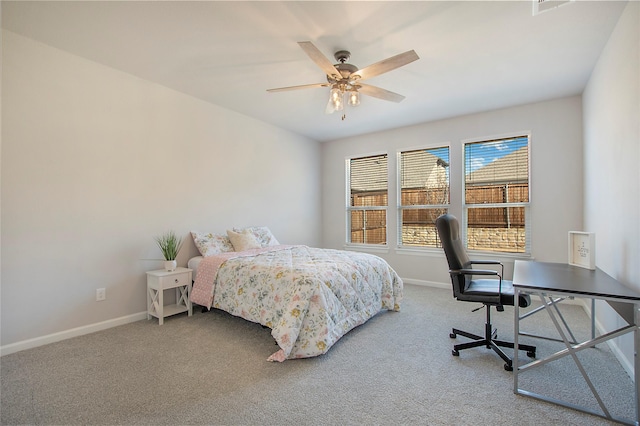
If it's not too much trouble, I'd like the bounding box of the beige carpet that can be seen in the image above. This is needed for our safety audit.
[1,284,633,425]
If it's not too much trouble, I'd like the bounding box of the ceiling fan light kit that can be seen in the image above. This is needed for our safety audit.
[267,41,419,119]
[348,89,360,107]
[326,83,360,114]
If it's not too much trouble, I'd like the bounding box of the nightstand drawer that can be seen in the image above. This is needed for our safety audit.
[157,271,190,290]
[146,268,191,291]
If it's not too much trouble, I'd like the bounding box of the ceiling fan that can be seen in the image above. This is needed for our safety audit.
[267,41,419,117]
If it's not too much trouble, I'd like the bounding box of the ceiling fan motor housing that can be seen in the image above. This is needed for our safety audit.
[327,50,359,84]
[331,63,358,80]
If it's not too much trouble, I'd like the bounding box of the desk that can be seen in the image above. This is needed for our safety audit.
[512,261,640,425]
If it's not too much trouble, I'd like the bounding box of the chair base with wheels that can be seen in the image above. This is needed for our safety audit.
[449,305,536,371]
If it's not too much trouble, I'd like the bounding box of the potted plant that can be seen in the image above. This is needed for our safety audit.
[155,231,183,271]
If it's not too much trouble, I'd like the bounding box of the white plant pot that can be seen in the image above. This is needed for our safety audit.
[164,260,177,272]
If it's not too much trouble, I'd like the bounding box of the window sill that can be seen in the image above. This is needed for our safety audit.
[343,244,390,254]
[395,247,444,257]
[394,246,533,261]
[466,250,533,261]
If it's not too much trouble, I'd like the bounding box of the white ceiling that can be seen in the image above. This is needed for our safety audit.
[1,1,627,142]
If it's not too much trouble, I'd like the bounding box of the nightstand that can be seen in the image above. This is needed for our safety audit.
[146,267,193,325]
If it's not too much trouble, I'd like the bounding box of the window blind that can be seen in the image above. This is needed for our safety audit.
[350,154,388,201]
[400,147,450,205]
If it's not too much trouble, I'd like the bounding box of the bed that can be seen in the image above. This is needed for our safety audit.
[188,228,403,361]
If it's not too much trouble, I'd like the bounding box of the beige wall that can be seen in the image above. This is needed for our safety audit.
[582,1,639,375]
[321,96,585,286]
[1,30,321,349]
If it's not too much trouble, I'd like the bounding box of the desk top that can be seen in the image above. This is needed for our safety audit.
[513,261,640,301]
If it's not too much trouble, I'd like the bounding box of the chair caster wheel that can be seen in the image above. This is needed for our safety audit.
[504,364,513,372]
[527,351,536,358]
[452,350,459,356]
[449,333,457,339]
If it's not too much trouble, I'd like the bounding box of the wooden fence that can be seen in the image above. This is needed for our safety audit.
[350,184,528,245]
[465,183,528,227]
[350,190,387,244]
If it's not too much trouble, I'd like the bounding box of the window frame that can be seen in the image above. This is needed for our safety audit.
[396,144,451,250]
[345,152,389,248]
[462,132,532,256]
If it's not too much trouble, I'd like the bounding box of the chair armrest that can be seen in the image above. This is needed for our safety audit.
[451,268,499,276]
[469,260,504,277]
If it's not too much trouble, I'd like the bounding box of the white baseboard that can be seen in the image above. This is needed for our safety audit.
[0,280,446,357]
[402,278,450,289]
[0,312,147,357]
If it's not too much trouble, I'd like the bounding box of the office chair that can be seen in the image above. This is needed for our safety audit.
[435,213,536,371]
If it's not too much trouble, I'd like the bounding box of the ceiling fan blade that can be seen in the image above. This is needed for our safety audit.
[298,41,342,80]
[358,84,406,103]
[352,50,419,81]
[267,83,330,93]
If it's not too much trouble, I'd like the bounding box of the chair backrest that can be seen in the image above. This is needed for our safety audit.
[436,214,471,297]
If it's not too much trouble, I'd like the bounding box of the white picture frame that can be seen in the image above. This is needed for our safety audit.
[568,231,595,270]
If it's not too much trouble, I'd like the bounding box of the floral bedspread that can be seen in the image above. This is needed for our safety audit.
[190,245,403,361]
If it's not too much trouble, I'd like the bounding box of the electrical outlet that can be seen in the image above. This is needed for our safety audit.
[96,288,106,301]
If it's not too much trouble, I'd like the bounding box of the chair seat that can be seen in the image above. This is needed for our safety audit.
[458,279,531,307]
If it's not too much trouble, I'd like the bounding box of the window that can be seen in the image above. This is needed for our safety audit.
[347,154,388,245]
[398,146,450,248]
[464,135,530,253]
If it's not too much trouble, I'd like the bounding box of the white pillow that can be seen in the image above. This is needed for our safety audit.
[233,226,280,247]
[227,229,262,251]
[191,232,235,257]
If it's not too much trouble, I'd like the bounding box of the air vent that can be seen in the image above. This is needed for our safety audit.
[533,0,573,16]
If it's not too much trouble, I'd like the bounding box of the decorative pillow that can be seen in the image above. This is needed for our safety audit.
[191,232,235,257]
[227,229,262,252]
[233,226,280,247]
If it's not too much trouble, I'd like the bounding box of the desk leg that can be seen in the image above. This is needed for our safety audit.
[542,293,611,417]
[514,287,520,393]
[591,299,595,339]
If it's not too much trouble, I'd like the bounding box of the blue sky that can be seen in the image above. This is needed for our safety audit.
[425,136,527,177]
[428,146,450,163]
[464,137,527,173]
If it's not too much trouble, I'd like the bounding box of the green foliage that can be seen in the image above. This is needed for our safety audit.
[154,231,183,261]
